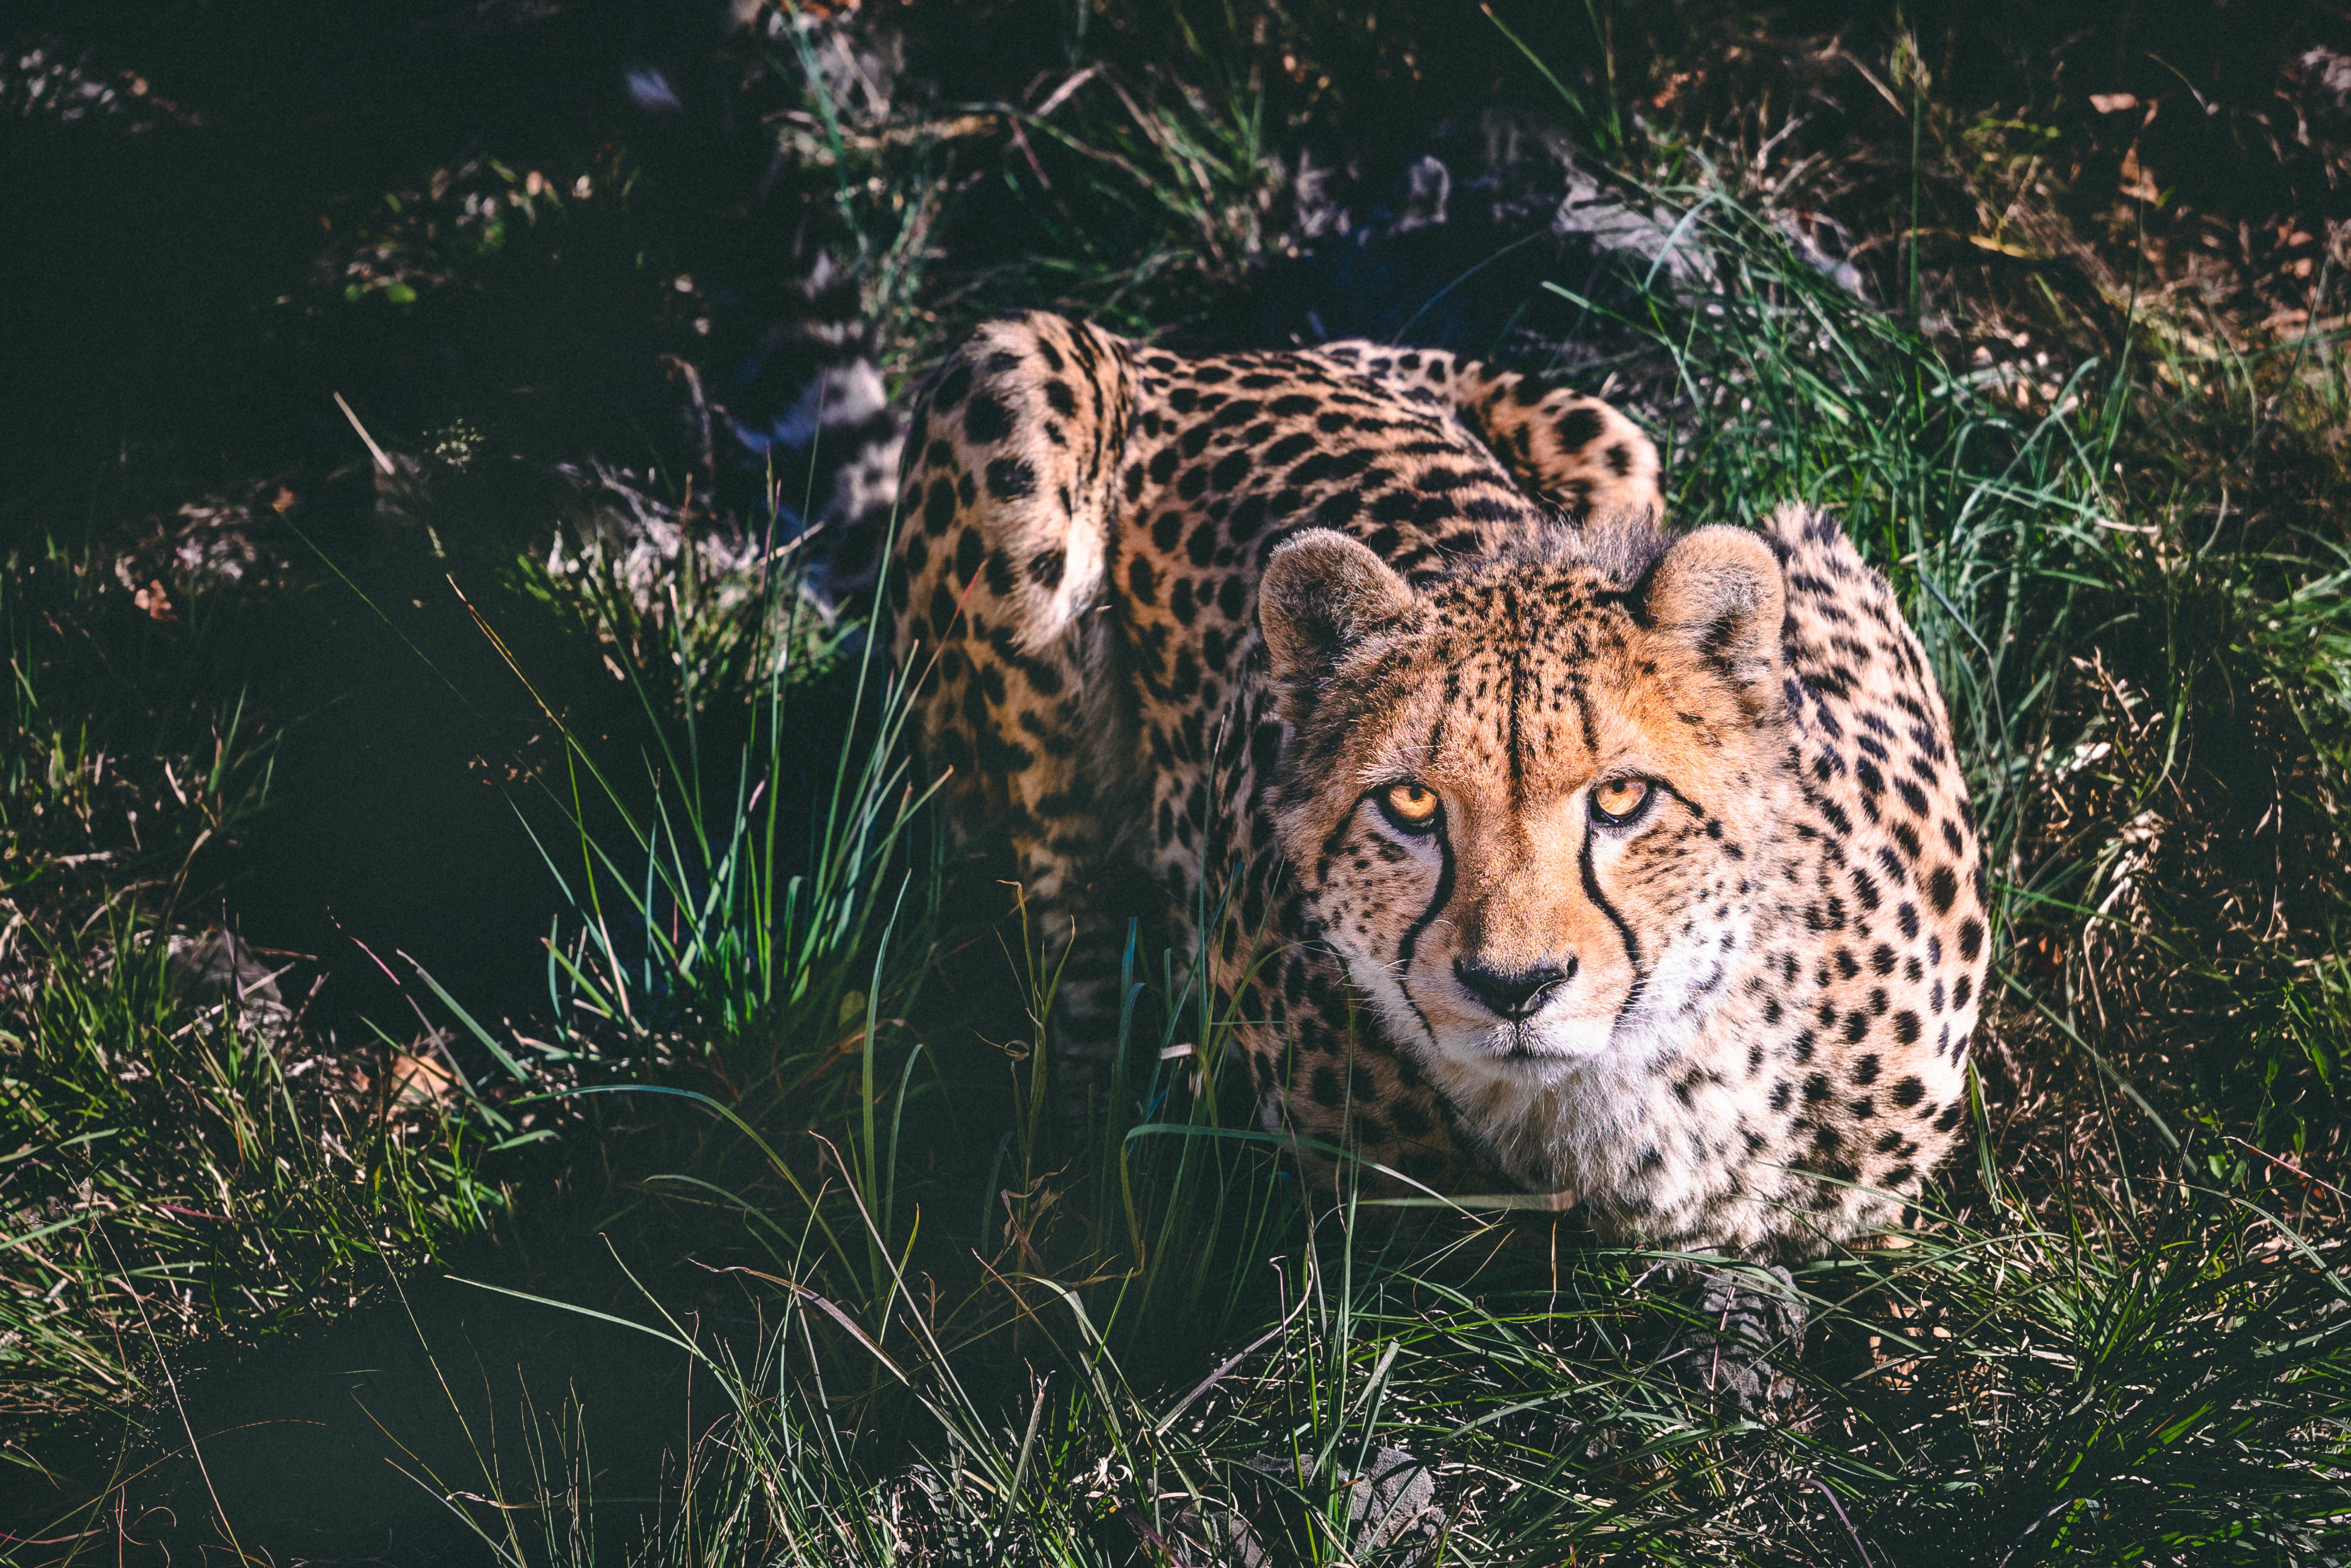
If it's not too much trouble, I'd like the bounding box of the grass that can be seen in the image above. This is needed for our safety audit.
[10,1,2351,1561]
[0,538,510,1432]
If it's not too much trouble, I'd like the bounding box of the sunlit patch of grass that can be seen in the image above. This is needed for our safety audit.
[514,491,852,724]
[0,903,509,1420]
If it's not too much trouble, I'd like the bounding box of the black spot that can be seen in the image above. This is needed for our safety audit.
[1044,379,1077,415]
[1928,865,1959,914]
[1893,1010,1921,1045]
[985,457,1037,500]
[1264,432,1315,466]
[1314,491,1361,527]
[955,527,984,582]
[931,360,972,412]
[1128,555,1158,605]
[1152,510,1184,553]
[1548,406,1603,453]
[965,392,1012,445]
[1228,494,1269,542]
[1187,520,1219,567]
[1933,1103,1963,1133]
[923,477,957,537]
[1892,1076,1925,1108]
[1310,1066,1341,1107]
[1852,1054,1881,1084]
[1288,448,1377,486]
[1803,1072,1831,1103]
[1958,916,1985,961]
[1211,450,1253,491]
[1604,441,1633,476]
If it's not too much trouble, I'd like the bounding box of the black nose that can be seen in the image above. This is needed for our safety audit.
[1453,957,1574,1018]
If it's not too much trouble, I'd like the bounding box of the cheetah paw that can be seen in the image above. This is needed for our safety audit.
[1653,1263,1810,1416]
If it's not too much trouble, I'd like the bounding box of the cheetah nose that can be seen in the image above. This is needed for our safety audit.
[1453,957,1575,1019]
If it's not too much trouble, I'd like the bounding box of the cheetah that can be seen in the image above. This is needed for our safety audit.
[887,310,1989,1264]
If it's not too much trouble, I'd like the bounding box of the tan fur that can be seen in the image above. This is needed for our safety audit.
[890,311,1988,1260]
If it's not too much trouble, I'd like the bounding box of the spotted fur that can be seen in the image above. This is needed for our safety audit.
[890,310,1987,1260]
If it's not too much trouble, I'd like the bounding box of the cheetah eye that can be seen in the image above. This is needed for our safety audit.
[1377,781,1443,836]
[1590,777,1654,826]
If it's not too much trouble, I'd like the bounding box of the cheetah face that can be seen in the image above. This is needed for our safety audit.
[1260,525,1797,1083]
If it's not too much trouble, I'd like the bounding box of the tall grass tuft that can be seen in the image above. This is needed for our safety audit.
[488,510,945,1139]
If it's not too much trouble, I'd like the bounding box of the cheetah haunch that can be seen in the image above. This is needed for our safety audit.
[889,311,1988,1261]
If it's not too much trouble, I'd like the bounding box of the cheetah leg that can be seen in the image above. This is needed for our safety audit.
[888,312,1140,1125]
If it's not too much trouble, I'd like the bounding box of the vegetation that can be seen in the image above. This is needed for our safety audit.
[4,0,2350,1561]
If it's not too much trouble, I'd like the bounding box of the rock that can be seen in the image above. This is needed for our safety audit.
[1177,1445,1442,1566]
[167,928,295,1037]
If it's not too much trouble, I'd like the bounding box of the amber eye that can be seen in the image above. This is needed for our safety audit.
[1378,781,1443,835]
[1590,777,1653,824]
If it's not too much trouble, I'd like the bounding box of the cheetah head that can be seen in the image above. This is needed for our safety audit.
[1258,523,1798,1089]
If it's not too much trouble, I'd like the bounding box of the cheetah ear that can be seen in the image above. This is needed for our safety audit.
[1260,530,1417,720]
[1638,524,1787,692]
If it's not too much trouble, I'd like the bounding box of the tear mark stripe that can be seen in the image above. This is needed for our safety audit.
[1580,823,1646,1016]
